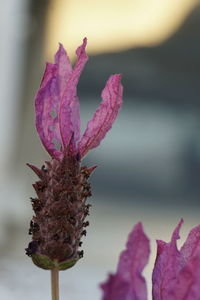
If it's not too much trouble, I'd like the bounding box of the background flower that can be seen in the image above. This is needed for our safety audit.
[101,220,200,300]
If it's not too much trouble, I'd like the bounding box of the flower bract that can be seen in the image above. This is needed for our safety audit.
[35,37,123,160]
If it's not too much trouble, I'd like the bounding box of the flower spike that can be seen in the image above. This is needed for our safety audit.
[27,38,123,271]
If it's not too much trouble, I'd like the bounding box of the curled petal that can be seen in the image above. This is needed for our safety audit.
[79,74,123,158]
[35,44,73,159]
[101,223,150,300]
[59,38,88,150]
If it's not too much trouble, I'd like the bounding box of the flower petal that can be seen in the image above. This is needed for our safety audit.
[101,274,130,300]
[35,44,73,159]
[174,224,200,300]
[180,224,200,264]
[59,38,88,150]
[101,223,150,300]
[152,219,183,300]
[55,43,72,88]
[174,255,200,300]
[79,74,123,158]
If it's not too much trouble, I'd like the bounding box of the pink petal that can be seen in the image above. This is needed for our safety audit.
[101,223,150,300]
[35,44,73,159]
[152,219,183,300]
[152,220,200,300]
[180,224,200,265]
[101,274,130,300]
[174,224,200,300]
[40,62,56,89]
[173,255,200,300]
[79,74,123,158]
[59,38,88,150]
[35,63,63,159]
[55,43,72,89]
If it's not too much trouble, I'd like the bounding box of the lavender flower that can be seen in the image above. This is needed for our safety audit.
[26,38,123,270]
[101,220,200,300]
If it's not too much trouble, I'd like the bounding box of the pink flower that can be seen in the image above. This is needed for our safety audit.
[101,220,200,300]
[35,37,123,160]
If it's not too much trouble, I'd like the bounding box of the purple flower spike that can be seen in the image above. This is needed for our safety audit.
[35,38,123,160]
[152,220,200,300]
[26,38,122,271]
[101,223,150,300]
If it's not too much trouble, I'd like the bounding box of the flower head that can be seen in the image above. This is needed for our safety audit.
[26,38,123,270]
[101,220,200,300]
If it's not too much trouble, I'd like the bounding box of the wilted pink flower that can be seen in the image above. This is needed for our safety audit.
[101,220,200,300]
[26,38,123,270]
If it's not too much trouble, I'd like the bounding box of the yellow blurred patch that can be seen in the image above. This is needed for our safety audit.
[45,0,198,60]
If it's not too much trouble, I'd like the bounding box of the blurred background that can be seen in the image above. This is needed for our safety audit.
[0,0,200,299]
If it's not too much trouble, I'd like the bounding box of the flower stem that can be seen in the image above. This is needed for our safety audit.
[51,268,59,300]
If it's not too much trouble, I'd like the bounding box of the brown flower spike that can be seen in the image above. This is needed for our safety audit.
[26,38,123,270]
[26,154,95,270]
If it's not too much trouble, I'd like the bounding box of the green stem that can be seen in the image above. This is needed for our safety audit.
[51,268,59,300]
